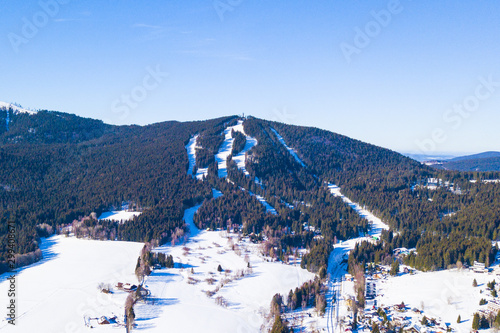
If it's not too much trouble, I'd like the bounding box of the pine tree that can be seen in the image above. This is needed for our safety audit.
[390,260,400,276]
[473,278,478,287]
[372,323,380,333]
[472,313,480,330]
[457,315,461,323]
[270,315,289,333]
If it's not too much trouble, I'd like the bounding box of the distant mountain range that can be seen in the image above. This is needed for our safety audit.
[418,151,500,172]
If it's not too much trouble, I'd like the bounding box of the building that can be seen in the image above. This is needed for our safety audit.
[473,261,487,273]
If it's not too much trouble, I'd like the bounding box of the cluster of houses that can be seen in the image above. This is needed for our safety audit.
[365,263,416,281]
[413,178,462,195]
[362,304,449,333]
[336,265,450,333]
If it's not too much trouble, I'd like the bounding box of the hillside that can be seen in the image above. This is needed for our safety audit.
[0,110,499,275]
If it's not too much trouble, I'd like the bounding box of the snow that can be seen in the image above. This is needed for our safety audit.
[328,183,389,237]
[0,101,37,115]
[98,210,141,222]
[185,134,208,180]
[134,201,314,332]
[239,187,277,215]
[253,193,277,215]
[270,128,306,167]
[377,268,495,333]
[212,188,223,199]
[231,122,258,176]
[215,120,258,178]
[186,135,198,177]
[289,183,391,332]
[0,190,312,332]
[0,236,144,332]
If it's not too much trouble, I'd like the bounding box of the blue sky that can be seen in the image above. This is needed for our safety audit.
[1,0,499,154]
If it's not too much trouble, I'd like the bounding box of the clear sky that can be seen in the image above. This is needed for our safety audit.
[1,0,499,154]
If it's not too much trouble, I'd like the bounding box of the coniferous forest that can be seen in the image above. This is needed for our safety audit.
[1,109,499,274]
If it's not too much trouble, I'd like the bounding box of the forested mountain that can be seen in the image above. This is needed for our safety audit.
[0,109,235,273]
[1,110,499,274]
[267,119,499,270]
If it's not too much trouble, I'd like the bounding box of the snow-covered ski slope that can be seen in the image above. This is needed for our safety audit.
[253,193,277,215]
[270,126,393,331]
[215,119,258,178]
[270,127,388,235]
[328,183,389,237]
[270,128,306,167]
[185,134,208,180]
[187,119,277,215]
[0,237,143,332]
[239,187,278,215]
[0,101,37,115]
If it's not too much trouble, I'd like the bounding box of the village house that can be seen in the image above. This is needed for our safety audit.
[473,261,487,273]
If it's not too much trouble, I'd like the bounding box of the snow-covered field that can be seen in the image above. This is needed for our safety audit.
[0,186,313,332]
[98,211,141,222]
[137,231,313,332]
[377,268,496,333]
[0,236,143,332]
[134,198,314,332]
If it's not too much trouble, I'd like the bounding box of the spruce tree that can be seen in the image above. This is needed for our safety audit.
[472,313,480,330]
[270,315,289,333]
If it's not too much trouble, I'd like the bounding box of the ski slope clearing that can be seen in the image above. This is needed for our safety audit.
[98,210,141,222]
[215,120,258,178]
[328,183,389,237]
[290,183,391,332]
[231,126,258,176]
[186,135,198,177]
[185,134,208,180]
[0,236,143,332]
[253,193,277,215]
[135,203,314,332]
[239,187,277,215]
[0,101,37,115]
[270,128,306,167]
